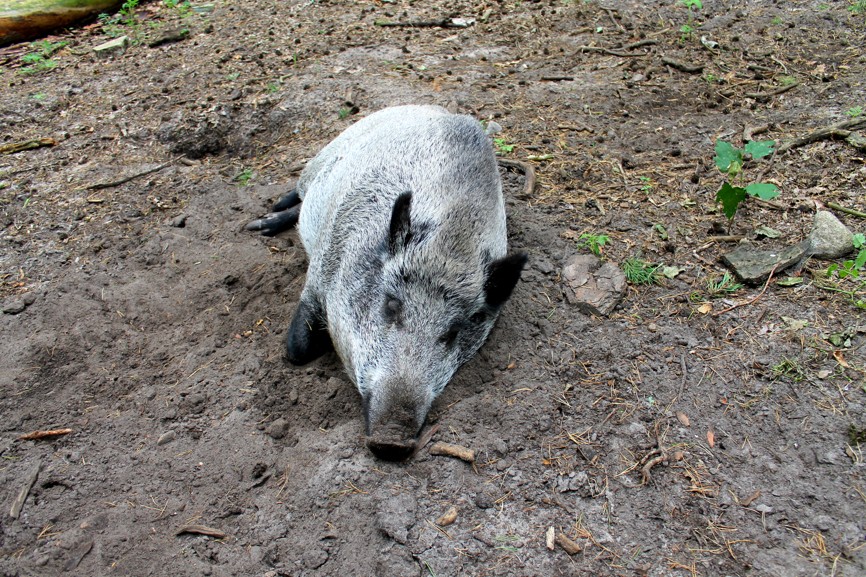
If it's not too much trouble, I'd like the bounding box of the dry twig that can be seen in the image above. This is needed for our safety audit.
[84,160,174,191]
[429,441,475,462]
[10,463,41,519]
[777,117,866,153]
[176,525,227,539]
[497,158,536,198]
[18,428,73,441]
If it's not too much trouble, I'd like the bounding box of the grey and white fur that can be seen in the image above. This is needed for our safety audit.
[248,105,527,460]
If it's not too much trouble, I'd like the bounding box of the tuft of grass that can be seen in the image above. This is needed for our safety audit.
[622,258,660,285]
[706,272,743,297]
[493,137,514,155]
[19,40,68,75]
[772,358,805,382]
[234,168,254,186]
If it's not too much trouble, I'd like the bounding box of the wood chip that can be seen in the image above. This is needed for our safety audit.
[676,412,690,427]
[429,441,475,462]
[435,506,458,526]
[10,462,41,519]
[545,526,556,550]
[555,533,582,555]
[176,525,227,539]
[739,490,761,507]
[707,429,715,448]
[18,428,73,441]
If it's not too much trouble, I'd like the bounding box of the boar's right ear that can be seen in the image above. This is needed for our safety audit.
[484,253,528,307]
[389,192,412,255]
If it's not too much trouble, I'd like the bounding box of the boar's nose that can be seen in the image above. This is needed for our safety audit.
[366,437,416,461]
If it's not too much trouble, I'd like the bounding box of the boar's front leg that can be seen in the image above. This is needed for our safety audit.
[285,293,333,365]
[246,190,302,237]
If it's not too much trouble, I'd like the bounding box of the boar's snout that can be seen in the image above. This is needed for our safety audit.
[366,436,417,461]
[363,388,427,461]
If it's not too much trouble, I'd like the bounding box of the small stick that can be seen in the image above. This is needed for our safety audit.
[713,264,779,317]
[497,158,536,198]
[0,138,57,155]
[555,533,583,555]
[84,160,174,191]
[661,56,703,73]
[411,423,440,458]
[777,117,866,153]
[176,525,227,539]
[18,428,73,441]
[10,463,41,519]
[429,441,475,462]
[374,18,466,28]
[745,80,799,101]
[827,201,866,219]
[577,45,650,57]
[707,235,745,243]
[540,76,574,82]
[743,124,770,142]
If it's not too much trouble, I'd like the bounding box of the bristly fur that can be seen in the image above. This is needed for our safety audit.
[289,105,526,453]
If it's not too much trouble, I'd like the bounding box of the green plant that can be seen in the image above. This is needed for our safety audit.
[99,0,140,37]
[164,0,193,16]
[771,16,783,25]
[19,40,68,75]
[622,257,660,285]
[677,0,701,42]
[638,175,653,193]
[338,107,352,120]
[772,358,805,382]
[493,137,514,154]
[576,232,609,256]
[846,106,863,118]
[706,271,743,296]
[713,139,779,224]
[827,234,866,279]
[266,82,280,94]
[235,168,254,186]
[849,0,866,14]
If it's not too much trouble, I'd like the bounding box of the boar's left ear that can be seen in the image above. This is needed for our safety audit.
[484,253,528,307]
[389,192,412,255]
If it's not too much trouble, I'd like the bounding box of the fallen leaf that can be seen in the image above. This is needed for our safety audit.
[676,412,690,427]
[555,533,582,555]
[435,506,458,527]
[662,265,683,279]
[833,350,849,368]
[697,302,712,315]
[782,317,809,331]
[776,276,803,287]
[707,429,715,448]
[754,225,782,238]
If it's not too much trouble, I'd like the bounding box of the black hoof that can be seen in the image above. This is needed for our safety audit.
[245,204,301,237]
[273,189,301,212]
[286,298,333,365]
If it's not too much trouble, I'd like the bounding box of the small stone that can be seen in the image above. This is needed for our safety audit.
[808,210,854,259]
[170,215,187,228]
[721,239,809,285]
[561,254,627,316]
[288,388,299,405]
[301,548,328,569]
[266,418,288,439]
[2,299,27,314]
[157,431,176,445]
[93,36,130,58]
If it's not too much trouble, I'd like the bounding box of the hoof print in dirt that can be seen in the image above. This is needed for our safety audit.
[158,112,229,159]
[561,254,626,316]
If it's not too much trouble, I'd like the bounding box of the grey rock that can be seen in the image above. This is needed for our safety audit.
[2,298,27,314]
[301,548,328,569]
[808,210,854,259]
[721,239,809,285]
[93,36,130,58]
[266,418,288,440]
[562,254,626,316]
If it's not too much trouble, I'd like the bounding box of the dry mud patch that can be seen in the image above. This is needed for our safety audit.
[2,1,866,576]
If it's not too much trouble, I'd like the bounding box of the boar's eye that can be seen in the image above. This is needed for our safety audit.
[383,296,403,325]
[439,327,459,348]
[469,310,488,324]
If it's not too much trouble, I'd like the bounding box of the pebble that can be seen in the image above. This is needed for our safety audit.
[266,418,288,439]
[157,430,176,445]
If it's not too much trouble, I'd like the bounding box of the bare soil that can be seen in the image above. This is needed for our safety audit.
[2,1,866,576]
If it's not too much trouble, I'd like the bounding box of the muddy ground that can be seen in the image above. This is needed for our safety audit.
[1,1,865,575]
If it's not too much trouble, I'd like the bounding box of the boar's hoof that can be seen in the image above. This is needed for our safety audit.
[366,437,416,461]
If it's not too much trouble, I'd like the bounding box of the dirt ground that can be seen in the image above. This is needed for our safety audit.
[1,1,865,575]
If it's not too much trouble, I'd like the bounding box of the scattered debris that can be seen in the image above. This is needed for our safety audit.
[497,158,536,199]
[429,441,475,462]
[561,254,627,316]
[18,427,72,440]
[9,462,41,519]
[545,526,555,550]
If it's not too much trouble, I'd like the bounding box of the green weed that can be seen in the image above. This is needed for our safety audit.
[576,232,609,257]
[849,0,866,15]
[713,139,779,225]
[493,137,515,155]
[846,106,863,118]
[235,169,254,186]
[19,40,68,75]
[772,358,805,382]
[338,107,352,120]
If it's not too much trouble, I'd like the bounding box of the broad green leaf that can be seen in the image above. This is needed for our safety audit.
[714,140,742,173]
[855,249,866,269]
[853,233,865,249]
[661,265,684,279]
[776,277,803,287]
[744,140,776,160]
[745,182,779,200]
[716,182,747,220]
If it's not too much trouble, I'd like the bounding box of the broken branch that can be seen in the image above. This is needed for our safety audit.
[497,158,536,198]
[18,428,73,441]
[662,56,704,73]
[827,201,866,219]
[777,117,866,153]
[429,441,475,462]
[0,138,57,155]
[84,160,174,191]
[176,525,227,539]
[10,462,41,519]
